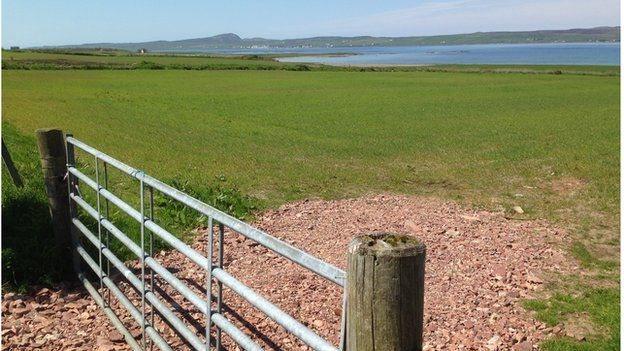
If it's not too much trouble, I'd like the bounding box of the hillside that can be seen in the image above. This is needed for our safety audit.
[43,26,620,52]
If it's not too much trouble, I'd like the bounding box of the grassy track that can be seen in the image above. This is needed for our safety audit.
[2,66,619,348]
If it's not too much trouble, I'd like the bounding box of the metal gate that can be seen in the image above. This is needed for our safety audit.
[65,135,346,351]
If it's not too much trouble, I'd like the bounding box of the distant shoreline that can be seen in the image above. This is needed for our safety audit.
[273,42,619,67]
[160,41,619,61]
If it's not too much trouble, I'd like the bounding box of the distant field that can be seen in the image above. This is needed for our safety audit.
[420,63,620,75]
[2,50,619,75]
[1,50,292,69]
[3,69,619,226]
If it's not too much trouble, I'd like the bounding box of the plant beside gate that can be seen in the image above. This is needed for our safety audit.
[154,178,258,228]
[77,177,260,262]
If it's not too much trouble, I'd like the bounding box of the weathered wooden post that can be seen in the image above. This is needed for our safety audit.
[346,233,425,351]
[35,128,71,254]
[2,138,23,188]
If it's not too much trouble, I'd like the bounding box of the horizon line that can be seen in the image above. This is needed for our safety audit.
[26,25,620,49]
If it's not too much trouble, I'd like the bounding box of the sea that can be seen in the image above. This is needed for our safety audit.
[212,42,620,66]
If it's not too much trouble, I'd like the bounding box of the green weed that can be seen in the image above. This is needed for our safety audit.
[524,287,620,350]
[572,241,618,270]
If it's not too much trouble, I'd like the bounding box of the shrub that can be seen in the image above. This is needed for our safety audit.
[134,60,165,70]
[154,177,259,230]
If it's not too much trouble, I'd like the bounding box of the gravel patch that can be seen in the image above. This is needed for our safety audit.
[2,194,577,350]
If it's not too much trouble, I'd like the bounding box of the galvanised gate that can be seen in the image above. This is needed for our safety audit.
[65,135,347,351]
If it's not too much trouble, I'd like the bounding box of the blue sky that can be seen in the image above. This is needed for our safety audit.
[2,0,620,47]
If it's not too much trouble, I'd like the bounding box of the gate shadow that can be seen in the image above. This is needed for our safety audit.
[153,277,282,350]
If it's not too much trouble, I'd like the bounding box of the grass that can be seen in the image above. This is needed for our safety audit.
[571,242,619,270]
[3,70,618,223]
[1,62,619,348]
[416,64,619,76]
[523,238,620,349]
[524,284,619,350]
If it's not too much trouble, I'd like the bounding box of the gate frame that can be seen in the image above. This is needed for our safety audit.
[35,129,424,351]
[64,134,345,351]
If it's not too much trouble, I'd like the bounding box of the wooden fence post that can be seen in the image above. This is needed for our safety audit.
[35,128,71,255]
[2,138,23,188]
[346,233,426,351]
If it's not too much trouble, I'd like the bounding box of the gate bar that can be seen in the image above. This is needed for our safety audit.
[69,167,207,269]
[71,191,331,350]
[79,272,142,351]
[206,217,214,351]
[212,268,338,351]
[70,193,209,314]
[216,223,224,350]
[75,244,173,351]
[140,180,147,350]
[211,313,264,351]
[67,137,346,286]
[104,162,112,307]
[94,155,106,306]
[74,218,211,351]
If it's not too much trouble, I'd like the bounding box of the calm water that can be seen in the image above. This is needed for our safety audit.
[270,43,619,66]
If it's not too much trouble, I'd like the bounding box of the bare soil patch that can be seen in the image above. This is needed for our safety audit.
[550,177,587,197]
[2,194,577,350]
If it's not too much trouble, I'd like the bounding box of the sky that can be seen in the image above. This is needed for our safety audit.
[2,0,620,47]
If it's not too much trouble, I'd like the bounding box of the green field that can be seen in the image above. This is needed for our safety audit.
[1,59,620,349]
[2,50,294,70]
[2,50,285,66]
[3,69,619,219]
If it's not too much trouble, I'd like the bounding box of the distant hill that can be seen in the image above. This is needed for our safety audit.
[43,26,620,52]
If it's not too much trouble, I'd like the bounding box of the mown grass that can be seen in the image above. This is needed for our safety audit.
[1,65,619,348]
